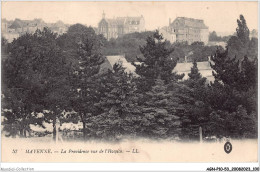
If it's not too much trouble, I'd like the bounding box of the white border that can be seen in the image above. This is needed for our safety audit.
[0,0,259,171]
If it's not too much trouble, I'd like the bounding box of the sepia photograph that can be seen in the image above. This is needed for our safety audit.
[0,1,258,169]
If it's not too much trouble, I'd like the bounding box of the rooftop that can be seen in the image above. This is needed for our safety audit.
[102,55,214,82]
[100,16,144,26]
[171,17,208,29]
[106,55,137,75]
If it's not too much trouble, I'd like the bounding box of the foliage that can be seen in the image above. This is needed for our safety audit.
[139,79,181,139]
[210,49,257,92]
[236,15,250,45]
[59,24,105,139]
[209,31,232,42]
[204,106,257,138]
[179,62,210,140]
[102,31,154,62]
[227,15,257,61]
[2,28,71,138]
[1,15,257,141]
[206,15,258,138]
[133,30,182,92]
[210,49,241,90]
[91,63,141,140]
[172,41,224,62]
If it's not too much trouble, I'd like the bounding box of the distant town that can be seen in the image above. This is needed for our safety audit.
[2,12,258,45]
[1,13,258,84]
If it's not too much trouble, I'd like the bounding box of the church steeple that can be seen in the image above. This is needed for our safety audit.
[102,11,105,19]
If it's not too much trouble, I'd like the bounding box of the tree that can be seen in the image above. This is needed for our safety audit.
[227,15,256,61]
[58,24,105,140]
[210,49,242,90]
[207,19,257,138]
[240,56,257,90]
[102,31,154,62]
[211,48,257,93]
[2,37,10,62]
[209,31,222,42]
[58,24,106,54]
[139,78,181,139]
[190,42,205,62]
[2,88,44,137]
[92,63,141,140]
[209,51,253,114]
[247,37,258,59]
[226,36,245,60]
[179,62,210,140]
[236,15,250,45]
[172,41,223,62]
[1,37,8,55]
[133,30,181,91]
[204,105,257,138]
[2,28,72,139]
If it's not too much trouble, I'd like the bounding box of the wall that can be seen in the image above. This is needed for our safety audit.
[200,28,209,45]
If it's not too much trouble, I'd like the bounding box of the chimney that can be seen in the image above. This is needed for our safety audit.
[184,56,187,63]
[169,18,171,25]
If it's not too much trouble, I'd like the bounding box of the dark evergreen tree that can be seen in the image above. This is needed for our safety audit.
[102,31,154,62]
[207,19,257,138]
[180,62,210,140]
[204,105,257,138]
[133,30,182,91]
[92,63,141,140]
[210,49,242,91]
[1,37,9,60]
[139,78,181,139]
[240,56,257,90]
[247,37,258,59]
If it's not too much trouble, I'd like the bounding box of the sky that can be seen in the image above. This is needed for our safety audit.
[1,1,258,36]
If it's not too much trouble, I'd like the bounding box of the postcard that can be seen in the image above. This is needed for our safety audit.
[1,1,258,169]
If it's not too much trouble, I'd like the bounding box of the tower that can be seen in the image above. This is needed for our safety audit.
[102,11,105,19]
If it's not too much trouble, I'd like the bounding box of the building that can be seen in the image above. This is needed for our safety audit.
[165,17,209,45]
[1,18,69,42]
[100,55,138,75]
[2,18,20,42]
[173,58,214,83]
[101,55,214,82]
[47,20,69,35]
[98,12,145,40]
[1,18,12,33]
[159,26,176,43]
[8,18,47,34]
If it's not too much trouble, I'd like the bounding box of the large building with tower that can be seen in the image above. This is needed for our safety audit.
[98,12,145,40]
